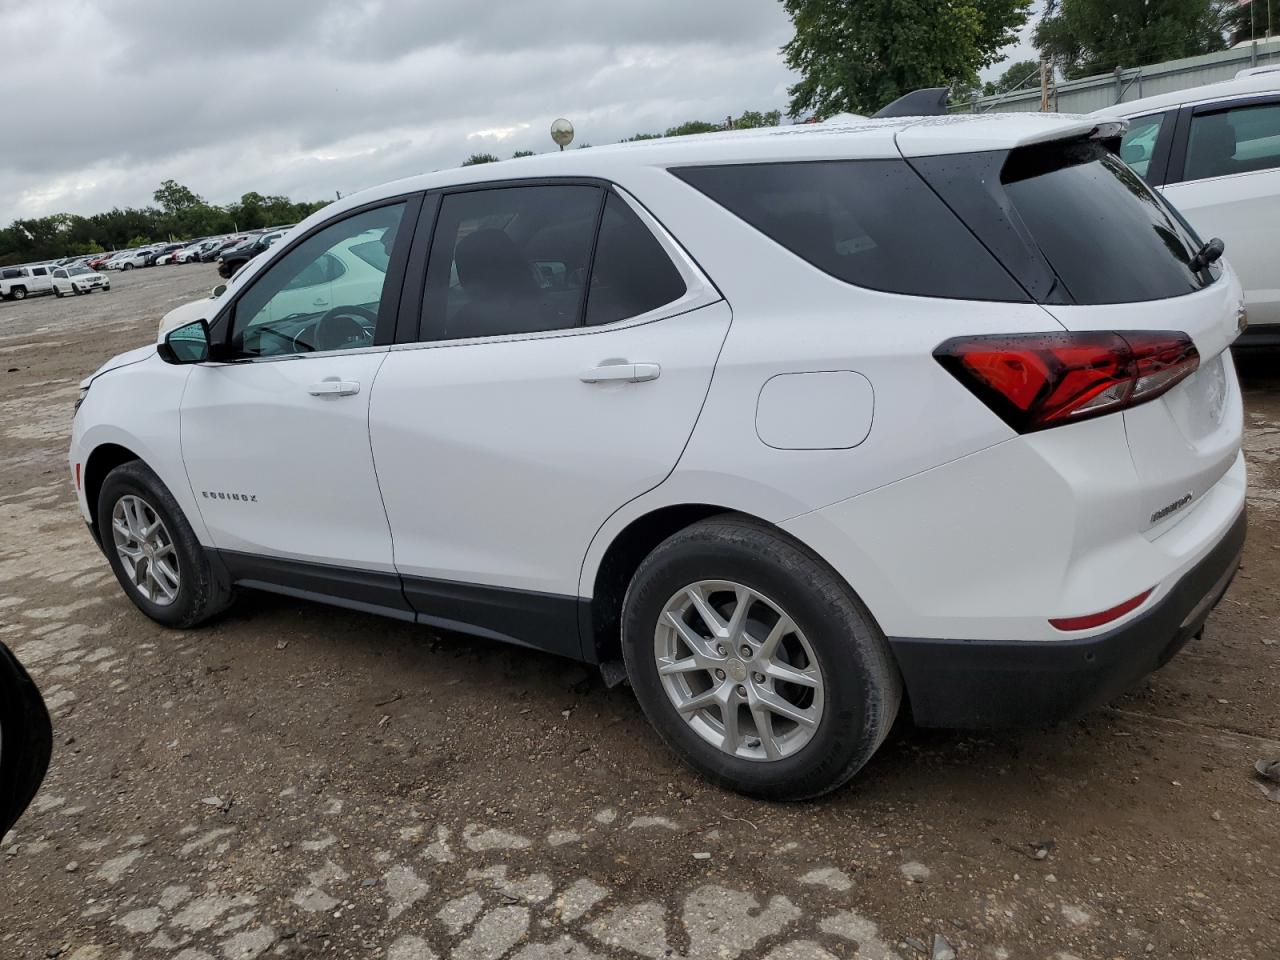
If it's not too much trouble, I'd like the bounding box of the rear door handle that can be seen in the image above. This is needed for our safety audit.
[308,379,360,397]
[579,362,661,384]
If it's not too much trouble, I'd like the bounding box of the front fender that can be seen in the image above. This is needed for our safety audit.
[70,356,208,544]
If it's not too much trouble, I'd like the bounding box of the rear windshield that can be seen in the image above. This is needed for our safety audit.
[998,140,1212,304]
[676,142,1217,306]
[672,160,1027,302]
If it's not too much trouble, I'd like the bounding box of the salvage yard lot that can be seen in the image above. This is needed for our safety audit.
[1,265,1278,960]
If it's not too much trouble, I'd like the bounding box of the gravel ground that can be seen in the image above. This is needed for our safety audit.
[1,263,1278,960]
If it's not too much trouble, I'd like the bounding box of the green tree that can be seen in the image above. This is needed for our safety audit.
[733,109,783,129]
[153,179,204,215]
[664,120,721,137]
[781,0,1032,117]
[984,58,1041,95]
[512,150,536,158]
[462,152,501,166]
[1034,0,1227,80]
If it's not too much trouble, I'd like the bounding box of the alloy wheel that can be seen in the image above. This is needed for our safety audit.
[111,495,180,606]
[655,580,824,762]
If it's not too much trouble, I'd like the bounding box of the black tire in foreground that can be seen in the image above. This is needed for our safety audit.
[622,515,902,800]
[96,461,233,628]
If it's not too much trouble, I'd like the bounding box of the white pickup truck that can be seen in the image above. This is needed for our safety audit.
[0,264,55,301]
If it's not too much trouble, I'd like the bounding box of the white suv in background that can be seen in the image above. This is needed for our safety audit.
[1096,67,1280,345]
[51,265,110,297]
[70,115,1246,798]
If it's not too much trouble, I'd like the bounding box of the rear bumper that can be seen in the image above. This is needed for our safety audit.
[889,508,1246,729]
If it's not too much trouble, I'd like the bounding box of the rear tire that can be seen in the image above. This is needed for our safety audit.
[11,286,26,300]
[621,515,901,800]
[97,461,233,628]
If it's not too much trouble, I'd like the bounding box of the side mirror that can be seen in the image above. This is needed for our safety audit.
[212,284,227,299]
[158,319,211,364]
[0,642,53,838]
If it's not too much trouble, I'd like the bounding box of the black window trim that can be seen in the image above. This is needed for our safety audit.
[207,192,425,362]
[395,175,720,348]
[1123,109,1179,187]
[1165,93,1280,186]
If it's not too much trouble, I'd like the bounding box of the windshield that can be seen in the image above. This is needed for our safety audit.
[68,266,92,276]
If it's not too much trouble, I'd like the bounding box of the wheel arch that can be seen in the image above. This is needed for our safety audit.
[83,442,143,532]
[585,503,791,667]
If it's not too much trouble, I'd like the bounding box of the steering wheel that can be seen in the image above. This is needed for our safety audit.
[296,305,378,353]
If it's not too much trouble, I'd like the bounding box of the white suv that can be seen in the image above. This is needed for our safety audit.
[1095,67,1280,345]
[70,115,1247,798]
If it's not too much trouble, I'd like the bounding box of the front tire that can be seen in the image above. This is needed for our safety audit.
[621,516,901,800]
[97,461,233,628]
[10,286,26,300]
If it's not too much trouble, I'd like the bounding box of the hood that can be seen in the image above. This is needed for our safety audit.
[157,294,221,339]
[81,344,156,389]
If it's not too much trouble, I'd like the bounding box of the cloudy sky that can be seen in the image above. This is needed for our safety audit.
[0,0,1041,226]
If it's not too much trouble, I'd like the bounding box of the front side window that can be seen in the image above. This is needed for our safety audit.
[1119,112,1166,178]
[421,185,602,341]
[229,203,406,358]
[53,269,67,278]
[1185,101,1280,181]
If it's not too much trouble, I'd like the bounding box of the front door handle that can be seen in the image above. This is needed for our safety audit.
[579,362,661,384]
[308,379,360,397]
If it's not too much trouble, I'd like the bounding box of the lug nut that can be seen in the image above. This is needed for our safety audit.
[739,645,751,657]
[753,672,765,684]
[715,669,726,680]
[736,685,747,697]
[716,644,727,656]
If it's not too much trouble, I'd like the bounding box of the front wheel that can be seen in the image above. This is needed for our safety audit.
[10,286,26,300]
[97,461,233,628]
[621,516,901,800]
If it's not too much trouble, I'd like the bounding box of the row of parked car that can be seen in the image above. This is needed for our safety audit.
[0,226,295,302]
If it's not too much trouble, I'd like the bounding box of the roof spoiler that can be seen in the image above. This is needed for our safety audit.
[872,87,950,119]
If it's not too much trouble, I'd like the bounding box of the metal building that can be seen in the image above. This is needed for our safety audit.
[962,38,1280,115]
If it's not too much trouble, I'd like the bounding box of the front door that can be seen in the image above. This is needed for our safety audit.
[180,199,416,611]
[369,185,727,656]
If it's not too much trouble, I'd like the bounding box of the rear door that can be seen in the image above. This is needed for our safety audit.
[369,183,727,655]
[1161,96,1280,327]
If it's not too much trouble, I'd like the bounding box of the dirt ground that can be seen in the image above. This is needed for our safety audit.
[0,264,1277,960]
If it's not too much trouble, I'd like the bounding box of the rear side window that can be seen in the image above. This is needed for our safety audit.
[1119,112,1166,178]
[585,194,687,326]
[1185,101,1280,181]
[1002,140,1208,304]
[422,185,602,341]
[672,160,1026,302]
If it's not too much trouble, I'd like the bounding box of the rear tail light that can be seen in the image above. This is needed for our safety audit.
[1050,588,1153,632]
[935,331,1199,433]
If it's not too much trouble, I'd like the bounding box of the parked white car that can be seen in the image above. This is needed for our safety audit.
[0,264,55,300]
[107,249,153,270]
[1095,67,1280,345]
[176,240,219,264]
[51,265,110,297]
[70,114,1247,798]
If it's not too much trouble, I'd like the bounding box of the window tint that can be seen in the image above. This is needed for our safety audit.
[230,203,405,358]
[31,267,47,276]
[53,269,67,278]
[421,185,602,341]
[1,269,19,280]
[585,194,687,326]
[1119,113,1165,178]
[1003,140,1209,304]
[674,160,1025,301]
[1185,102,1280,181]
